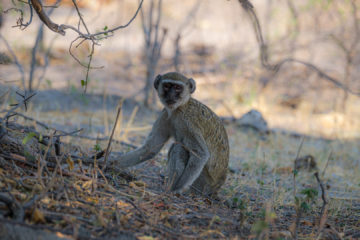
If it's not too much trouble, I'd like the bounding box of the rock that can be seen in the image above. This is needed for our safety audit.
[237,109,268,133]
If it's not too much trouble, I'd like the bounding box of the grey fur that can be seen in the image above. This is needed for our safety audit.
[115,72,229,195]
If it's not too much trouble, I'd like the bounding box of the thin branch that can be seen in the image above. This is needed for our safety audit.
[4,92,36,124]
[4,0,33,29]
[28,24,44,92]
[102,101,123,171]
[71,0,91,35]
[86,0,144,38]
[314,172,328,235]
[0,34,25,90]
[83,42,95,93]
[75,135,137,149]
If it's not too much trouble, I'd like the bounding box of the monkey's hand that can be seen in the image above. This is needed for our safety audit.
[171,146,210,194]
[171,185,189,194]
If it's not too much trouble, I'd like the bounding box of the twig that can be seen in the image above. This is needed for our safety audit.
[321,150,332,177]
[4,92,37,126]
[314,172,328,236]
[0,109,83,138]
[4,0,33,29]
[102,101,123,171]
[83,42,95,93]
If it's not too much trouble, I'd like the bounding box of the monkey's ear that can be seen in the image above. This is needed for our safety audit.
[188,78,196,94]
[154,74,162,90]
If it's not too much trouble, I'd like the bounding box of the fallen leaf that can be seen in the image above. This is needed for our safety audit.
[116,200,131,208]
[82,180,93,190]
[301,219,314,226]
[129,180,147,188]
[273,166,293,174]
[138,236,158,240]
[32,208,46,223]
[153,201,165,208]
[159,211,169,220]
[200,229,225,238]
[10,153,26,162]
[66,156,74,171]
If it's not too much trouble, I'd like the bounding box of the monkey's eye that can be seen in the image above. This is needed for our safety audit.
[163,83,171,90]
[174,85,183,92]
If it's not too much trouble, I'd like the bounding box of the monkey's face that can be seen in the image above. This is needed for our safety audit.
[154,73,196,111]
[158,80,189,109]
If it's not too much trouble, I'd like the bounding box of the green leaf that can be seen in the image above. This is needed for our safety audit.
[22,132,36,145]
[300,202,310,211]
[252,220,268,234]
[301,188,318,200]
[81,80,86,87]
[257,179,264,186]
[103,25,108,31]
[94,144,101,152]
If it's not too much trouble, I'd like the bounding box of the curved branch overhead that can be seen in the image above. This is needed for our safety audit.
[238,0,360,97]
[30,0,65,35]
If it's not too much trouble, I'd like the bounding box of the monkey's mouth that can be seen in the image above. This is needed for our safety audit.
[166,100,176,106]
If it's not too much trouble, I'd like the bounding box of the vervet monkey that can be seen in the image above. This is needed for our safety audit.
[114,72,229,196]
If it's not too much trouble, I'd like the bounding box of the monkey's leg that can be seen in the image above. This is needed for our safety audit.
[167,143,189,190]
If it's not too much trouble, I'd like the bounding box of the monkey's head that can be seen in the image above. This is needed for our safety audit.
[154,72,196,110]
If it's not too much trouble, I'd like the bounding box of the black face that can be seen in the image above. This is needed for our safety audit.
[162,82,183,105]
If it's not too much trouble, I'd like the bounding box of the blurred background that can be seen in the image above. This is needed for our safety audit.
[0,0,359,138]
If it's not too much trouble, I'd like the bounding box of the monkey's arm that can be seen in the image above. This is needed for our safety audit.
[171,133,210,193]
[114,112,170,168]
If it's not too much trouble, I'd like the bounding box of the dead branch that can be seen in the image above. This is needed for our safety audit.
[141,0,167,106]
[314,172,328,236]
[102,101,123,171]
[0,192,24,221]
[2,91,36,127]
[237,0,360,96]
[173,0,202,71]
[27,0,144,39]
[30,0,65,35]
